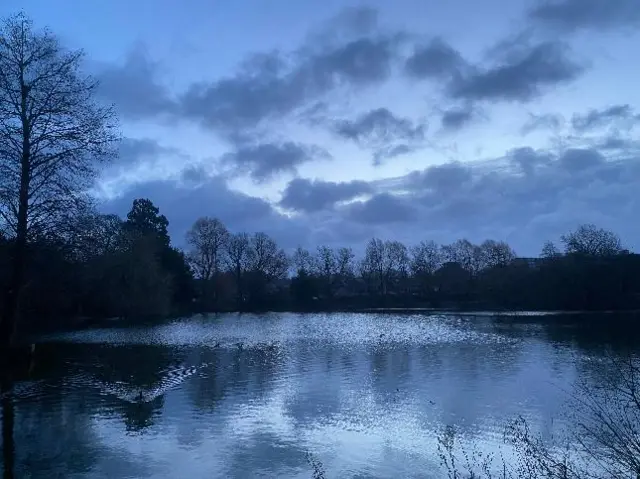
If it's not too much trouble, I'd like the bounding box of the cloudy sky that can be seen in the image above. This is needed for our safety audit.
[5,0,640,255]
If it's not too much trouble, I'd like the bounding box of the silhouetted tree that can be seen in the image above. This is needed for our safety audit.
[245,232,288,307]
[0,12,118,346]
[441,239,483,276]
[479,240,516,268]
[124,198,169,247]
[291,246,315,275]
[225,233,252,308]
[541,240,561,259]
[159,246,194,311]
[110,235,172,318]
[561,224,623,257]
[186,217,229,309]
[410,240,442,301]
[360,238,409,300]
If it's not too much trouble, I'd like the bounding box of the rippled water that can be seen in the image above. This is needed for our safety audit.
[1,312,637,478]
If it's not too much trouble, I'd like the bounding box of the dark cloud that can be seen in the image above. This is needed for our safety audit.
[529,0,640,32]
[407,161,473,192]
[373,144,417,165]
[117,138,169,163]
[220,142,331,182]
[558,148,605,171]
[311,6,380,43]
[331,108,426,164]
[450,41,584,102]
[100,138,189,179]
[507,147,553,175]
[440,105,479,131]
[99,175,307,249]
[520,112,565,135]
[95,46,176,119]
[329,148,640,254]
[99,141,640,256]
[571,104,638,132]
[345,193,417,224]
[180,164,211,185]
[404,38,466,80]
[279,178,372,213]
[179,33,404,138]
[599,136,640,152]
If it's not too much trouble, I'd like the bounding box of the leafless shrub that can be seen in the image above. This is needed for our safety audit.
[438,353,640,479]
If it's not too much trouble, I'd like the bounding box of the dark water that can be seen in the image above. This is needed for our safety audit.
[1,312,638,478]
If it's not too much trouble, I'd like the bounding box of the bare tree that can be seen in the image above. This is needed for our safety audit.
[442,239,483,275]
[541,240,562,259]
[360,238,387,295]
[438,355,640,479]
[315,246,337,278]
[72,213,123,261]
[360,238,408,296]
[386,240,410,293]
[410,240,442,277]
[186,217,229,308]
[335,246,355,288]
[480,240,516,268]
[249,232,288,280]
[0,13,118,344]
[410,240,442,296]
[561,224,623,257]
[225,233,252,306]
[314,246,339,298]
[186,217,229,281]
[291,246,316,275]
[570,355,640,478]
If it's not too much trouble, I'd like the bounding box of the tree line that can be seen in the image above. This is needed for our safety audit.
[4,197,638,336]
[186,216,640,313]
[0,12,639,346]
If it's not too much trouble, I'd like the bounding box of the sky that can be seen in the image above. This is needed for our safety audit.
[4,0,640,256]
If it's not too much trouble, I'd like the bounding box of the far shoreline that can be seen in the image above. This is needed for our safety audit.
[55,306,640,332]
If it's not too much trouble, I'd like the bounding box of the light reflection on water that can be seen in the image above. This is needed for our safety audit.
[3,312,635,478]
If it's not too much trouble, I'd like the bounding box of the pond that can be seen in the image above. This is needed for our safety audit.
[2,312,638,478]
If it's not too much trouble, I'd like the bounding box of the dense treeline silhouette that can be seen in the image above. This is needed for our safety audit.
[1,199,638,337]
[187,217,640,313]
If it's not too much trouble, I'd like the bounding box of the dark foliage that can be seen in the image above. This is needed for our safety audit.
[1,199,638,336]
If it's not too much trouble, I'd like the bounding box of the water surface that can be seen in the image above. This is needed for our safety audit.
[2,312,637,478]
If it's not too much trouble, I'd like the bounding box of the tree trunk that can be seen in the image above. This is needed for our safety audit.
[0,83,31,351]
[0,76,31,348]
[0,162,29,349]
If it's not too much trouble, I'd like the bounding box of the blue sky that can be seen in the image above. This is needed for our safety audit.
[4,0,640,255]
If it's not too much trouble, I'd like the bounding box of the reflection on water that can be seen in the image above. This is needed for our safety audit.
[1,312,638,478]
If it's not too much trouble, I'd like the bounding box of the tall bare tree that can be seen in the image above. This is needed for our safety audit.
[291,246,315,274]
[249,232,288,280]
[479,239,516,269]
[0,13,118,344]
[441,239,483,275]
[410,240,442,295]
[186,217,229,308]
[541,240,561,259]
[225,233,252,307]
[360,238,408,296]
[410,240,442,276]
[334,246,355,291]
[561,224,623,257]
[186,217,229,281]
